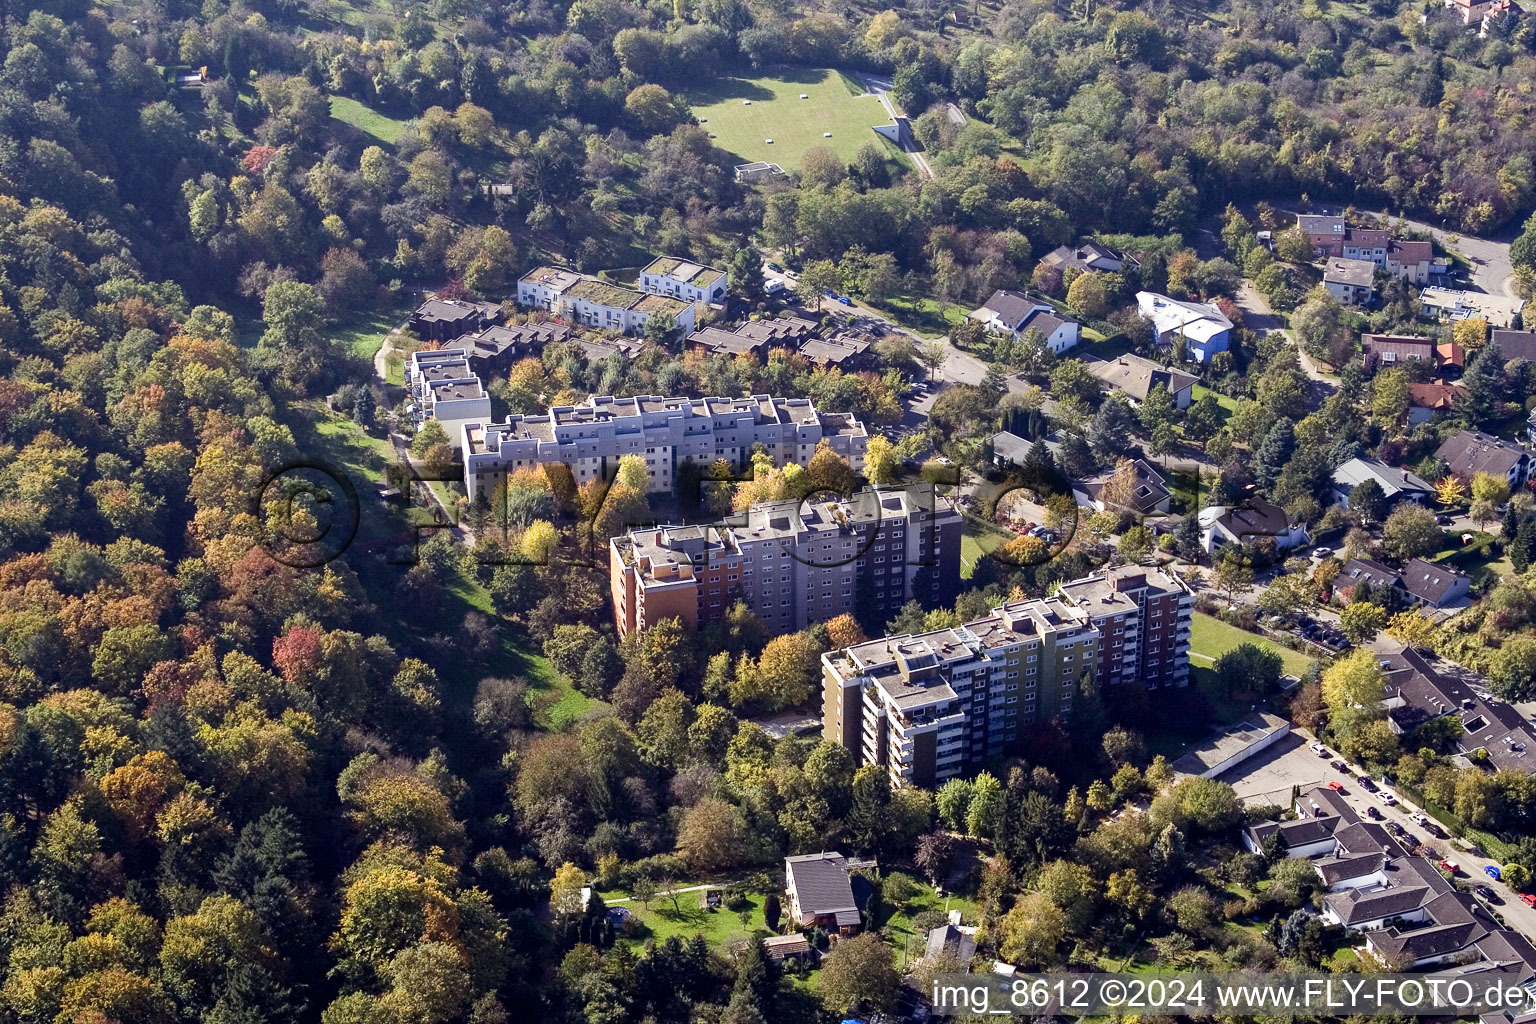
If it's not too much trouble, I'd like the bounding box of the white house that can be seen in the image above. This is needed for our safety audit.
[1198,499,1309,554]
[1323,257,1377,305]
[1329,458,1433,510]
[1136,291,1232,362]
[639,256,728,304]
[968,290,1081,353]
[406,350,492,452]
[517,266,696,336]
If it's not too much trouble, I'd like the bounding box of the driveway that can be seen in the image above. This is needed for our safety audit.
[854,71,934,179]
[1221,728,1536,942]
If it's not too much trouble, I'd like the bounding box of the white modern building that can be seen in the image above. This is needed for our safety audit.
[405,349,492,452]
[639,256,728,304]
[1136,291,1232,362]
[461,394,868,501]
[517,266,697,336]
[968,290,1081,353]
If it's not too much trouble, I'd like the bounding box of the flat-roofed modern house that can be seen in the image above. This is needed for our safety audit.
[461,393,868,501]
[410,296,503,343]
[1420,288,1525,328]
[1136,291,1232,362]
[639,256,728,304]
[405,349,492,451]
[517,265,697,336]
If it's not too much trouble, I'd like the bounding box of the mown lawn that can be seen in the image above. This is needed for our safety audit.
[876,293,963,336]
[334,305,406,361]
[1189,612,1314,677]
[329,96,410,145]
[1191,384,1237,413]
[684,67,907,172]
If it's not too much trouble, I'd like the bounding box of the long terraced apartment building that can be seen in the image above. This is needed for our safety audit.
[461,394,868,501]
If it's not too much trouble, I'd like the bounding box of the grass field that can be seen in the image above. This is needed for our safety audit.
[1189,612,1315,677]
[960,515,1015,579]
[334,305,407,361]
[684,67,907,172]
[329,96,410,145]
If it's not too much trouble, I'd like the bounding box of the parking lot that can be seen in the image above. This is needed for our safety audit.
[1223,731,1332,806]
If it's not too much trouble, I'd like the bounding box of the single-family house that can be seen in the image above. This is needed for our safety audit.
[1330,458,1433,509]
[1446,0,1498,23]
[1136,291,1232,362]
[1089,353,1198,410]
[1435,429,1531,486]
[988,430,1036,470]
[1386,240,1434,284]
[1296,214,1347,257]
[1407,381,1465,426]
[1529,407,1536,447]
[968,290,1081,353]
[1198,499,1309,554]
[1491,329,1536,363]
[784,853,861,934]
[1360,334,1439,375]
[1042,241,1139,275]
[640,256,728,305]
[1323,257,1377,305]
[1079,458,1172,516]
[410,297,504,343]
[924,924,978,968]
[1337,557,1470,610]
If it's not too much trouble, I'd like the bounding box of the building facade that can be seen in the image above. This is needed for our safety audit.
[516,265,697,336]
[461,394,869,501]
[405,349,492,451]
[609,486,962,638]
[822,564,1192,787]
[639,256,728,304]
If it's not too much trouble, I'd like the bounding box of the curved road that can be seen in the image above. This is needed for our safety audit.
[855,72,934,179]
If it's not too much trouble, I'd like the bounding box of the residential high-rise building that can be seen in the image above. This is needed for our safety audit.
[460,394,868,501]
[821,564,1192,787]
[608,485,961,638]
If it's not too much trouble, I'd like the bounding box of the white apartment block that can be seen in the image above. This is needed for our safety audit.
[461,394,868,502]
[516,266,697,336]
[405,349,492,452]
[640,256,728,304]
[822,565,1193,788]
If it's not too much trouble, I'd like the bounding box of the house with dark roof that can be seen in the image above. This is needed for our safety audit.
[1330,458,1433,510]
[1386,240,1434,283]
[1336,557,1469,610]
[1435,430,1530,487]
[1198,499,1309,554]
[1042,241,1139,275]
[1491,329,1536,363]
[924,923,978,967]
[1361,334,1434,374]
[784,853,861,935]
[410,297,504,343]
[1089,354,1198,410]
[968,290,1081,353]
[1080,458,1172,516]
[1323,257,1377,305]
[988,430,1036,469]
[1381,647,1536,774]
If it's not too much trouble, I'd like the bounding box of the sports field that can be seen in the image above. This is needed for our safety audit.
[683,67,908,171]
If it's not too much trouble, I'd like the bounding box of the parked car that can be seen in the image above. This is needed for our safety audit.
[1486,865,1503,880]
[1439,860,1460,876]
[1328,781,1346,793]
[1476,886,1503,905]
[1330,760,1349,772]
[1387,822,1404,835]
[1366,806,1383,820]
[767,262,783,272]
[1313,546,1334,557]
[1378,791,1397,806]
[836,295,852,305]
[1401,833,1420,850]
[1357,777,1378,792]
[1411,812,1430,826]
[1435,514,1453,525]
[1425,822,1446,839]
[1521,894,1536,908]
[1309,741,1326,753]
[1316,747,1332,759]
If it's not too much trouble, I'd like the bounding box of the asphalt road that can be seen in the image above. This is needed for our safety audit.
[855,71,934,179]
[1224,731,1536,941]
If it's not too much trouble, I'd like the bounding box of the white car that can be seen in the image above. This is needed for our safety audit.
[1411,812,1430,826]
[1309,741,1326,753]
[1378,791,1397,805]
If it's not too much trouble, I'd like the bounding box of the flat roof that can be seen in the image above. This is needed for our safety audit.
[1172,712,1291,775]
